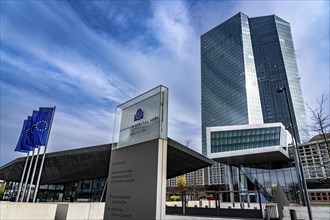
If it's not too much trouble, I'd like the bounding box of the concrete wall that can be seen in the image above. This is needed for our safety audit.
[2,201,329,220]
[55,203,69,220]
[55,203,105,220]
[283,205,330,220]
[89,203,105,220]
[0,202,105,220]
[104,139,167,220]
[0,201,57,220]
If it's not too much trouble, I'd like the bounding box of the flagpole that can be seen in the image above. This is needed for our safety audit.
[16,151,30,202]
[26,146,41,202]
[21,148,35,202]
[33,106,56,203]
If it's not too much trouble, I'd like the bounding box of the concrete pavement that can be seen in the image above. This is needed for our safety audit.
[166,215,262,220]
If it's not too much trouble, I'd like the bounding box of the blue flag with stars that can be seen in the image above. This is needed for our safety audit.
[29,110,40,147]
[15,119,33,153]
[32,107,54,146]
[25,116,35,147]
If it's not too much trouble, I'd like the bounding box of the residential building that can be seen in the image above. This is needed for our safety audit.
[208,162,225,185]
[298,134,330,204]
[167,169,205,187]
[299,134,330,180]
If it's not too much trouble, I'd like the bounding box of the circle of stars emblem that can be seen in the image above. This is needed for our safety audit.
[35,120,49,131]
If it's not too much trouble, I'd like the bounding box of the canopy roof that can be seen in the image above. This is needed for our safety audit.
[0,138,213,184]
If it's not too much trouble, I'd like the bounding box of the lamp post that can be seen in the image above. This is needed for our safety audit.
[286,124,305,204]
[277,85,313,220]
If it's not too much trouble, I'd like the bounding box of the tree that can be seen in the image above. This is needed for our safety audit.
[176,176,187,214]
[0,182,6,200]
[306,94,330,150]
[177,176,186,188]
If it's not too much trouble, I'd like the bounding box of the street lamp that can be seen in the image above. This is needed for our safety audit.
[277,85,313,220]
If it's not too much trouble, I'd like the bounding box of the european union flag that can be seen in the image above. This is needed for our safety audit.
[28,110,40,147]
[15,120,33,153]
[25,116,35,147]
[32,107,54,146]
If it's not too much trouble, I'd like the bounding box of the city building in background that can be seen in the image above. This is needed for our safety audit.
[208,162,225,185]
[201,12,310,203]
[167,169,205,187]
[298,134,330,204]
[299,134,330,180]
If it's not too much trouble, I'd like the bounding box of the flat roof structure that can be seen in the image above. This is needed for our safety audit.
[0,138,213,184]
[206,123,291,166]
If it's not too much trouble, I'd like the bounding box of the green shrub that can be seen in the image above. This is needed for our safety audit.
[0,182,6,200]
[169,195,181,201]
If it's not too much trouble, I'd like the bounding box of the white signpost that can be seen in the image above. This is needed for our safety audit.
[104,85,168,220]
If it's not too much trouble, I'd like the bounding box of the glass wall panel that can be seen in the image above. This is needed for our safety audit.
[226,161,299,203]
[210,126,282,153]
[36,177,106,202]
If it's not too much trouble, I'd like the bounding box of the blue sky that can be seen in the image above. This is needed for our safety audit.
[1,0,329,166]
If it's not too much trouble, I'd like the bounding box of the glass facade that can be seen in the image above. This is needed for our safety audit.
[222,162,299,203]
[201,12,309,203]
[3,177,107,202]
[37,177,106,202]
[249,15,309,143]
[241,14,264,125]
[201,12,264,155]
[210,127,281,153]
[201,12,309,156]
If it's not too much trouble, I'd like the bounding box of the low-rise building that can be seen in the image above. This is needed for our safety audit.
[298,134,330,203]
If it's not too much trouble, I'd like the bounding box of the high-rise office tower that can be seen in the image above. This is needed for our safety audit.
[201,12,309,156]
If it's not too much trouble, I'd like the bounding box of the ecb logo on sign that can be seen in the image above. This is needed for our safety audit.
[134,108,144,121]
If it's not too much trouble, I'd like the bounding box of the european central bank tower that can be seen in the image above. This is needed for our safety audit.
[201,12,309,157]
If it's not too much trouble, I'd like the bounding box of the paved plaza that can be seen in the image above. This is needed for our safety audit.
[166,215,262,220]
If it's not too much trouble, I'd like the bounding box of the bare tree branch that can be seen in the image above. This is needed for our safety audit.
[306,94,330,155]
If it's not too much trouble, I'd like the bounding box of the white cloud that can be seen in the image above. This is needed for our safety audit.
[1,0,328,165]
[47,109,114,153]
[190,0,329,130]
[231,1,330,120]
[149,1,196,55]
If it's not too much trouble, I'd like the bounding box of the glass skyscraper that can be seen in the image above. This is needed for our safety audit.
[201,12,310,203]
[201,12,309,156]
[249,15,309,144]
